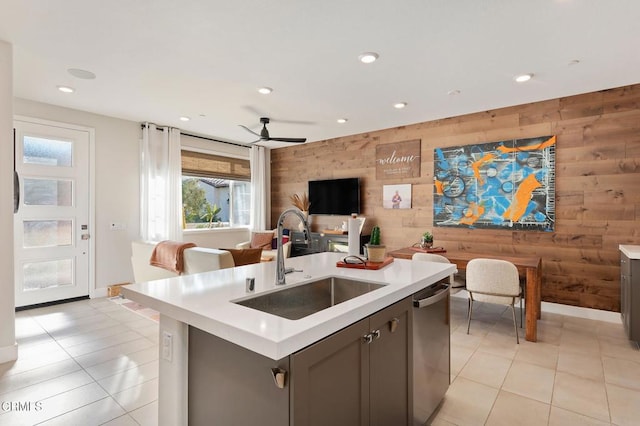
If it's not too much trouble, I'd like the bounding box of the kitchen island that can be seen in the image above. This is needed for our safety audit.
[122,252,455,425]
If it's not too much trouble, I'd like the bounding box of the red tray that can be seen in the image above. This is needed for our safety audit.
[336,256,394,270]
[408,246,446,254]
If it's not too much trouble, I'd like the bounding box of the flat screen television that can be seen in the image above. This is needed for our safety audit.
[308,178,360,215]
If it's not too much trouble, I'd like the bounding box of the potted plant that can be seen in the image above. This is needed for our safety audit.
[365,225,386,262]
[420,231,433,249]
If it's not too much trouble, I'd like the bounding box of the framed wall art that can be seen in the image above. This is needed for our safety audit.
[433,135,556,231]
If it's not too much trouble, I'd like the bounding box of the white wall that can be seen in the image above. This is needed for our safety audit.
[14,98,140,293]
[0,41,17,363]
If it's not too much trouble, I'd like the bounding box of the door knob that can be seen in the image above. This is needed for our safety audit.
[81,234,90,240]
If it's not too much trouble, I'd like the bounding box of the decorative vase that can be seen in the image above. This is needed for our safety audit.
[298,211,309,232]
[420,237,433,249]
[365,244,386,263]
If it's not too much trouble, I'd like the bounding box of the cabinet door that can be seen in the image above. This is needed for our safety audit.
[291,318,370,426]
[369,297,412,426]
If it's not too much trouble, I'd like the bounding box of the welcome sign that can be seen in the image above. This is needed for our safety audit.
[376,139,421,179]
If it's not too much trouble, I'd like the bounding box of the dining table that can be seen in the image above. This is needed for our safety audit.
[388,247,543,342]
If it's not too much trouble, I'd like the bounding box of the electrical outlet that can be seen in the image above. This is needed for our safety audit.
[162,331,172,362]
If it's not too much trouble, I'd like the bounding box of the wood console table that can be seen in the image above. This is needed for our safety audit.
[389,248,543,342]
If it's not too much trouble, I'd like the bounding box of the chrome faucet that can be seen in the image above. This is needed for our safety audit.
[276,207,311,285]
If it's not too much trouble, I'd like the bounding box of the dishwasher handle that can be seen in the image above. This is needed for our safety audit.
[413,284,449,309]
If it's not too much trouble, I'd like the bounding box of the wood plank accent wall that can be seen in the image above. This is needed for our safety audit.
[271,84,640,312]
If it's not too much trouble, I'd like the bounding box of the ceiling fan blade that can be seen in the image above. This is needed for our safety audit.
[238,125,261,138]
[268,137,307,143]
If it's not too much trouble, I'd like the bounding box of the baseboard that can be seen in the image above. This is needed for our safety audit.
[0,342,18,364]
[541,301,621,324]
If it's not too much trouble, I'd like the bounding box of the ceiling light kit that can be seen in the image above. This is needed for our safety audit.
[67,68,96,79]
[258,87,273,95]
[515,73,534,83]
[239,117,306,144]
[358,52,379,64]
[337,118,348,124]
[57,85,75,93]
[394,102,407,109]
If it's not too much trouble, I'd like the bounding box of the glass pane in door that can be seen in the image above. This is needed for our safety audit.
[24,178,73,206]
[22,259,74,291]
[23,136,73,167]
[23,220,73,248]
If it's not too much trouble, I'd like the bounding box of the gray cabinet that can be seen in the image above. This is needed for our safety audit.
[188,298,412,425]
[290,297,412,426]
[621,252,640,343]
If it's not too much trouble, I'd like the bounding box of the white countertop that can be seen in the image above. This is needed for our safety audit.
[122,252,455,360]
[620,245,640,260]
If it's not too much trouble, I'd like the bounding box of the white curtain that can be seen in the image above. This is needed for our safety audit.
[249,145,268,230]
[140,123,183,241]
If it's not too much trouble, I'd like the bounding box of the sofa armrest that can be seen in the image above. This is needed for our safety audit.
[235,241,251,249]
[183,248,235,274]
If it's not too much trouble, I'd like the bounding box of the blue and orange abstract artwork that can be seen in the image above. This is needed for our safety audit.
[433,135,556,231]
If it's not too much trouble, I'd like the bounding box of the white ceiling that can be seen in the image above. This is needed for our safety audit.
[2,0,640,148]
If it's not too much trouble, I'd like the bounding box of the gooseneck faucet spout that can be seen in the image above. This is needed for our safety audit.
[276,207,311,285]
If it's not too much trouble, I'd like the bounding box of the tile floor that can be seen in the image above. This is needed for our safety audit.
[1,297,159,425]
[431,293,640,426]
[1,294,639,425]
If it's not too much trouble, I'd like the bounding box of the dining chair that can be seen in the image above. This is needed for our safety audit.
[466,258,521,343]
[412,253,459,287]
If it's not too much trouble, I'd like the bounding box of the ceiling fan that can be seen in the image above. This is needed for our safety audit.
[239,117,307,144]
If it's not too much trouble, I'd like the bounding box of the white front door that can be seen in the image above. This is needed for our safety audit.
[14,119,92,308]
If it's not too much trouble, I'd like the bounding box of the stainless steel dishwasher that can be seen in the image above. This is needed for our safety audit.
[412,282,450,425]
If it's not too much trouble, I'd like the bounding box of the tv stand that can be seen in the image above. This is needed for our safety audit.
[290,231,370,257]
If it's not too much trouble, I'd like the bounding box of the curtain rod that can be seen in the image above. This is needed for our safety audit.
[140,123,250,149]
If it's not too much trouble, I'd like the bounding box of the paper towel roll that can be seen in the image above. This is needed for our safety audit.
[348,218,360,256]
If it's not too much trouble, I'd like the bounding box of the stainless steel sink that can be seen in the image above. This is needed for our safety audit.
[234,277,385,320]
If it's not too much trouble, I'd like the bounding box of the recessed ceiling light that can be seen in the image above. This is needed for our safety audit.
[258,87,273,94]
[515,73,533,83]
[568,59,580,66]
[358,52,379,64]
[448,89,461,96]
[67,68,96,79]
[337,118,348,124]
[393,102,407,109]
[57,85,75,93]
[179,116,190,122]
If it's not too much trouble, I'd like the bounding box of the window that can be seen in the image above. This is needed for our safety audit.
[181,150,251,229]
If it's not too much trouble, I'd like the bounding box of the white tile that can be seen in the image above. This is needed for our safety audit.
[130,401,159,426]
[55,324,124,349]
[0,382,108,425]
[552,371,610,422]
[85,347,158,381]
[606,382,640,426]
[36,396,126,425]
[0,341,70,377]
[557,351,604,381]
[548,406,611,426]
[436,376,499,425]
[602,356,640,391]
[100,414,140,425]
[111,378,159,412]
[64,330,145,357]
[459,351,512,388]
[72,337,156,369]
[485,390,550,426]
[0,358,81,396]
[1,370,94,403]
[98,360,159,394]
[502,360,555,404]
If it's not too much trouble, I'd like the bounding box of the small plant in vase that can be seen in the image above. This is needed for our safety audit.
[420,231,433,249]
[365,226,386,262]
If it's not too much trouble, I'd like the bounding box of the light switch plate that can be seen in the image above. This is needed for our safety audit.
[162,331,172,362]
